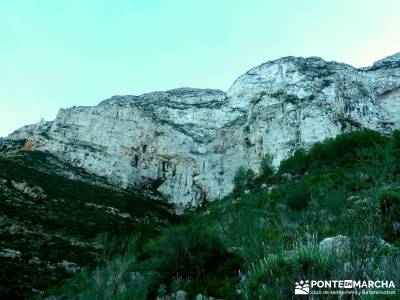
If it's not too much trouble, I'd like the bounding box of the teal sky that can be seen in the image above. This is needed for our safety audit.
[1,0,399,137]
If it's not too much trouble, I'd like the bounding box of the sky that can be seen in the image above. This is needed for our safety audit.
[1,0,399,137]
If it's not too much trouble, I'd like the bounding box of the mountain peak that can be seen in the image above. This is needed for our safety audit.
[372,52,400,67]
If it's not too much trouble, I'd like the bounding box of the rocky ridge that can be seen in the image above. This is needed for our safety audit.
[7,53,400,206]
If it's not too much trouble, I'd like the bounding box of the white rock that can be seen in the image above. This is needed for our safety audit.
[319,235,350,257]
[6,54,400,206]
[10,180,47,199]
[173,290,187,300]
[58,260,80,273]
[0,248,22,258]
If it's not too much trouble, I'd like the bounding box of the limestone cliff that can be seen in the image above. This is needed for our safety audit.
[7,53,400,206]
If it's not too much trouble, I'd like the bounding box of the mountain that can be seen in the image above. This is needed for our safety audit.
[2,53,400,299]
[7,54,400,208]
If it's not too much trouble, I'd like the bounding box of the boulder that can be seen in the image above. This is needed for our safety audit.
[319,235,350,257]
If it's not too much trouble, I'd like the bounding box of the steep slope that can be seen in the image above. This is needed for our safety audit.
[0,139,175,299]
[7,54,400,206]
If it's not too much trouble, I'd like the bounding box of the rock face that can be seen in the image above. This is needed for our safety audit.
[7,54,400,206]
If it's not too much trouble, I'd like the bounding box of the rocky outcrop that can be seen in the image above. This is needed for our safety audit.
[319,235,351,257]
[7,53,400,206]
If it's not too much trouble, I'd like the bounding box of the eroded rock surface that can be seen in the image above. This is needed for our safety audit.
[7,54,400,206]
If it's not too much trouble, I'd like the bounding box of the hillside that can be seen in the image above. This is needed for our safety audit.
[44,129,400,299]
[0,140,176,299]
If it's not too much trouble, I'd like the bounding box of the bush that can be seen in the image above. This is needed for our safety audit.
[243,243,335,299]
[254,155,275,185]
[308,130,386,169]
[392,130,400,154]
[392,130,400,174]
[233,167,255,193]
[380,189,400,240]
[279,130,387,175]
[280,181,311,211]
[144,226,243,298]
[279,149,309,175]
[380,189,400,221]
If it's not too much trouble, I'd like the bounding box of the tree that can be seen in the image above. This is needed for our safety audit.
[233,167,255,192]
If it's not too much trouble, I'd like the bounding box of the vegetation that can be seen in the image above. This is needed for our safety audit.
[0,151,176,299]
[2,129,400,299]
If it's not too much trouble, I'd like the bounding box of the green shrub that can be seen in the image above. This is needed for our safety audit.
[380,189,400,221]
[379,189,400,241]
[144,226,243,299]
[243,243,335,299]
[392,130,400,175]
[45,269,91,299]
[254,155,275,184]
[279,130,387,176]
[280,181,311,211]
[308,130,386,169]
[392,130,400,154]
[279,149,309,175]
[233,167,255,193]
